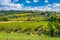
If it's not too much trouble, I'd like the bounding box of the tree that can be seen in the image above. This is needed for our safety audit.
[49,14,58,23]
[2,17,9,21]
[44,22,56,36]
[0,17,2,21]
[58,17,60,23]
[27,18,30,21]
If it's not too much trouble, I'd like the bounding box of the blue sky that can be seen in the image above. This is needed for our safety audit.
[0,0,60,12]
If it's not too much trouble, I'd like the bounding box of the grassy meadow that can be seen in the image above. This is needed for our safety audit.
[0,32,60,40]
[0,11,60,40]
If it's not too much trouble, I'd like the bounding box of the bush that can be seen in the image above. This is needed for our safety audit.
[2,17,9,21]
[27,18,30,21]
[0,17,2,21]
[44,23,55,36]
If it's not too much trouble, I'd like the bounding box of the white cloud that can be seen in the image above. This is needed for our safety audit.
[47,4,52,6]
[22,3,60,12]
[0,0,11,4]
[0,0,60,12]
[26,0,30,3]
[53,3,60,7]
[33,0,39,2]
[0,0,23,10]
[45,0,48,3]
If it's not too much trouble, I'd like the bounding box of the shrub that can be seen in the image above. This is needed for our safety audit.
[44,23,55,36]
[2,17,9,21]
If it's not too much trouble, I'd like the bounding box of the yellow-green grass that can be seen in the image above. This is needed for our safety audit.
[14,13,32,16]
[0,32,60,40]
[10,16,48,21]
[0,21,48,30]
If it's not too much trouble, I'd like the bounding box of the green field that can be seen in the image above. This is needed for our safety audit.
[0,32,60,40]
[0,21,48,32]
[0,11,60,40]
[0,21,59,40]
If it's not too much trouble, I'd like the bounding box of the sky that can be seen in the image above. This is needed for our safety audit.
[0,0,60,12]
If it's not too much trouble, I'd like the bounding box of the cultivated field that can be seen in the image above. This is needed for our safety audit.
[0,32,60,40]
[0,11,60,40]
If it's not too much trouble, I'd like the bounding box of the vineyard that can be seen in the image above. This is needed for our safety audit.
[0,21,47,33]
[0,11,60,40]
[0,21,60,36]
